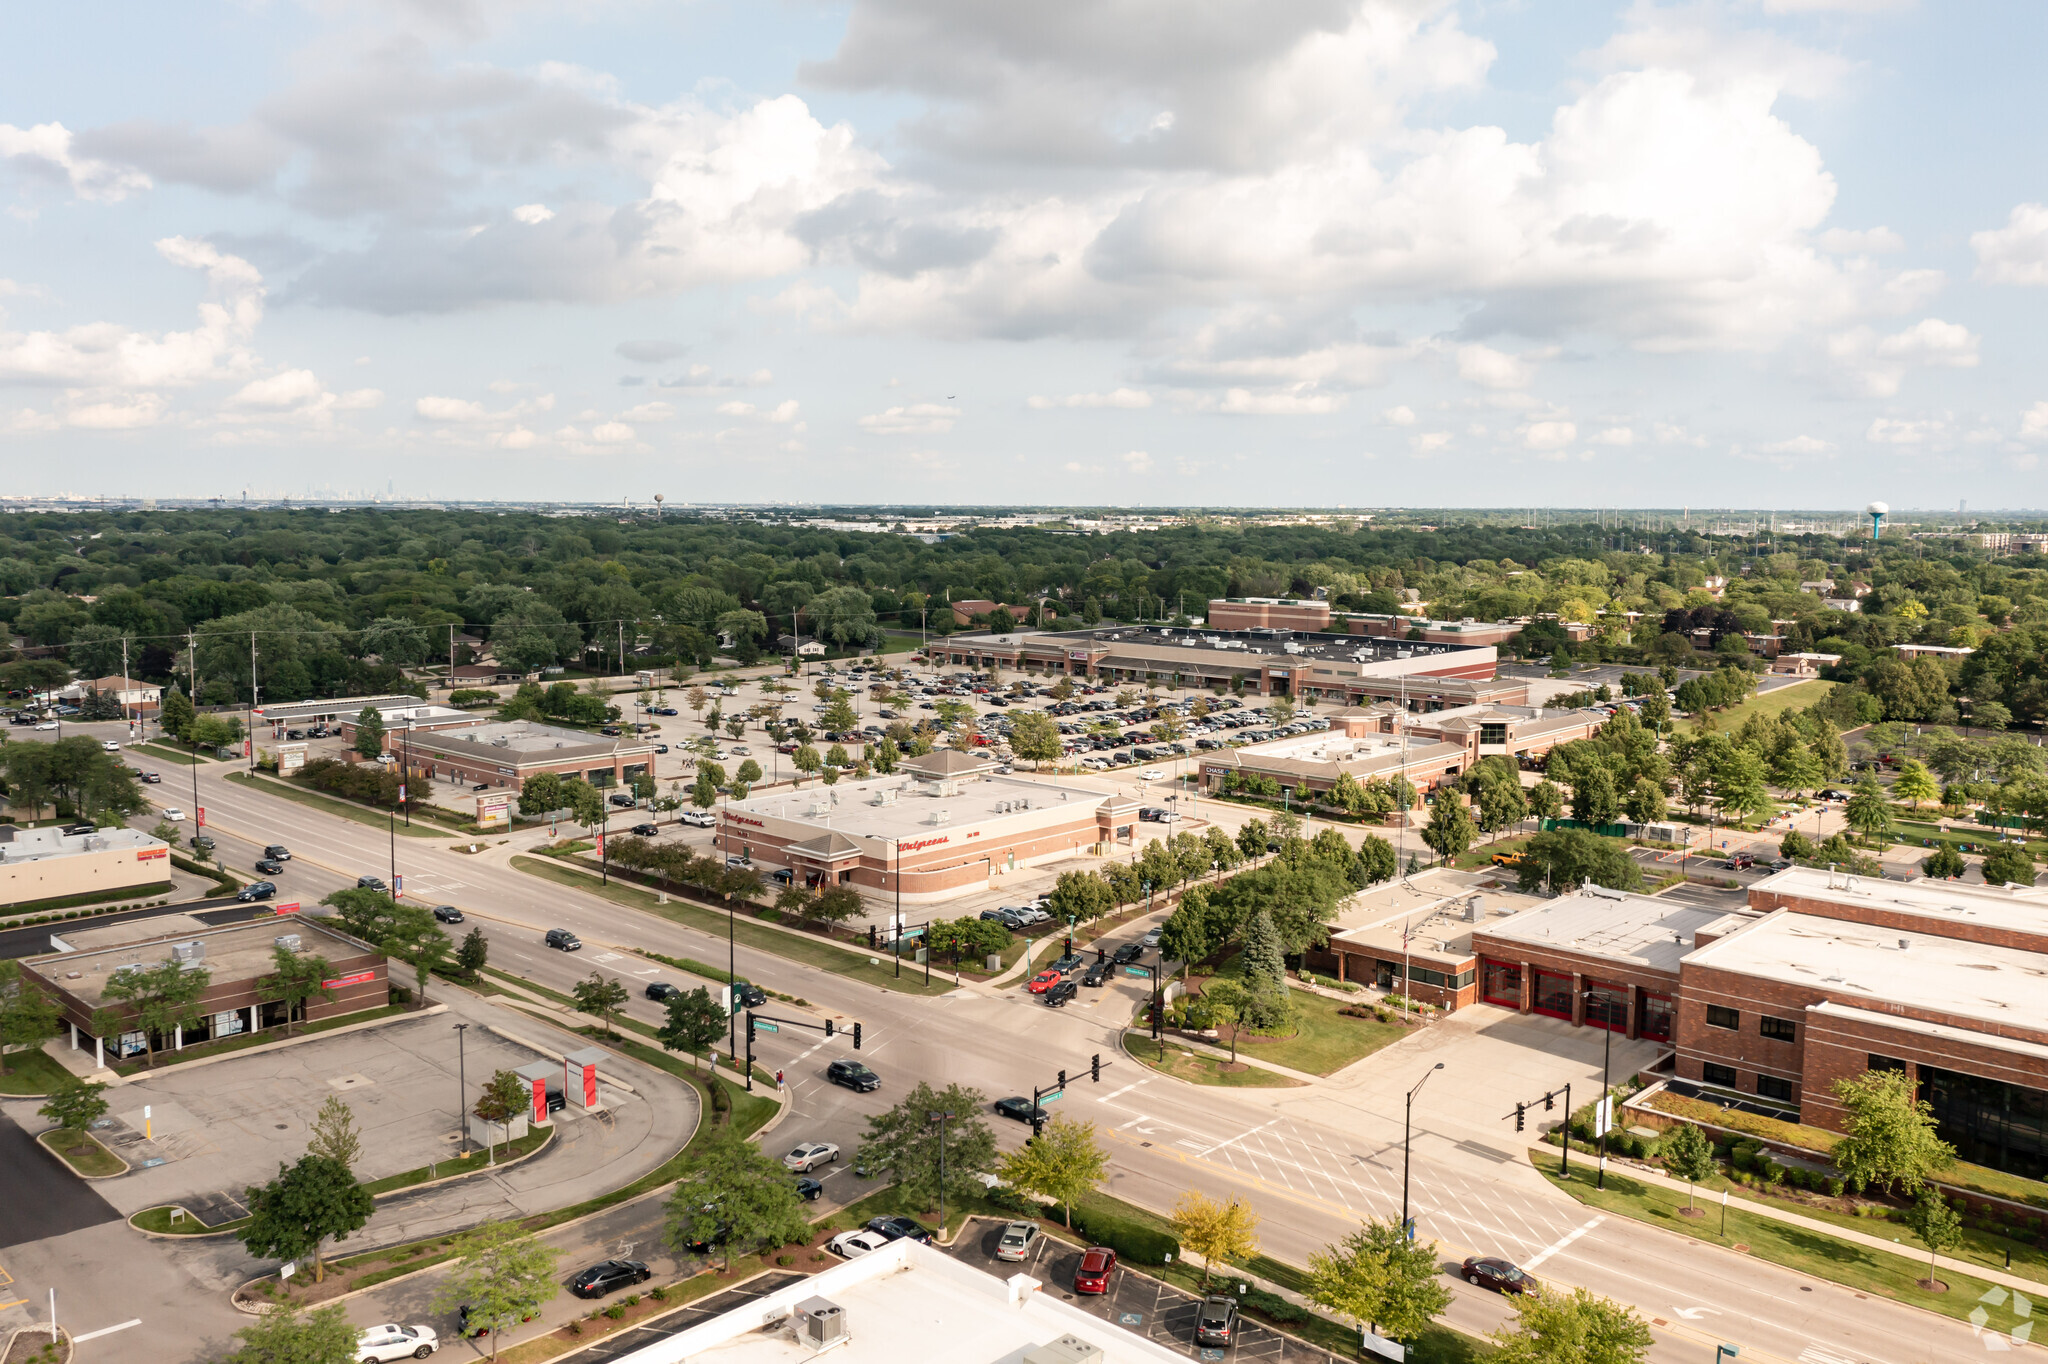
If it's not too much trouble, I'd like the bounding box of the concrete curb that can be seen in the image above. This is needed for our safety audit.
[2,1325,71,1363]
[37,1127,129,1179]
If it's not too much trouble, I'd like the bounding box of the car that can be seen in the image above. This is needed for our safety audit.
[1027,969,1063,994]
[1461,1256,1538,1295]
[1111,943,1143,965]
[433,904,464,924]
[653,744,670,754]
[140,771,161,783]
[544,928,582,951]
[866,1215,933,1244]
[34,721,57,731]
[681,810,716,827]
[731,979,767,1008]
[1082,962,1110,987]
[827,1229,892,1259]
[190,834,215,852]
[993,1096,1045,1124]
[458,1304,538,1338]
[827,1059,880,1092]
[1073,1246,1118,1294]
[647,982,682,1002]
[100,739,121,752]
[784,1141,840,1172]
[234,881,276,902]
[1141,927,1164,949]
[254,858,285,875]
[263,845,291,861]
[1049,953,1083,975]
[164,807,186,821]
[541,1082,567,1113]
[353,1323,439,1360]
[608,792,636,808]
[652,706,679,716]
[796,1176,824,1201]
[356,875,387,890]
[1044,981,1079,1007]
[1139,768,1164,781]
[473,782,491,791]
[569,1259,650,1298]
[994,1219,1040,1261]
[1195,1295,1239,1346]
[600,726,623,737]
[631,822,659,836]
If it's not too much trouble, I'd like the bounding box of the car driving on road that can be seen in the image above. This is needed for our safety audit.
[1461,1256,1537,1295]
[353,1323,439,1360]
[253,858,285,875]
[234,881,276,902]
[433,905,464,923]
[646,982,682,1002]
[827,1059,880,1092]
[993,1096,1045,1124]
[544,928,582,951]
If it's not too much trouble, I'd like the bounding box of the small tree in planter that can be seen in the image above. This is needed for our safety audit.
[1661,1123,1715,1216]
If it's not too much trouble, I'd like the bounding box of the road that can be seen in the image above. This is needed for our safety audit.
[5,716,2024,1364]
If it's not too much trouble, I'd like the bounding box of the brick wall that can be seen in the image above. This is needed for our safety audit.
[1747,888,2048,955]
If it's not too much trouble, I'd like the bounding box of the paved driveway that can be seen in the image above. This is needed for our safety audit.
[0,1110,120,1250]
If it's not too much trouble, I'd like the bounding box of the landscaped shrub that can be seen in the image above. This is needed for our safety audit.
[1070,1211,1177,1265]
[1238,1286,1308,1325]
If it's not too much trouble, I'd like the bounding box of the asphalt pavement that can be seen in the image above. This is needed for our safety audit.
[0,1111,120,1250]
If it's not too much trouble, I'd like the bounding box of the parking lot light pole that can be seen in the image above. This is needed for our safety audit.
[929,1110,954,1241]
[453,1022,470,1154]
[1583,987,1616,1190]
[1401,1062,1445,1238]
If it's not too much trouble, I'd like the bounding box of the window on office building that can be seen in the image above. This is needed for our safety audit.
[1759,1016,1797,1043]
[1702,1062,1738,1087]
[1705,1004,1740,1030]
[1868,1054,1908,1075]
[1756,1075,1795,1103]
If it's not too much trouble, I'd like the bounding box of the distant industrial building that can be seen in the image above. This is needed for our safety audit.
[400,718,660,791]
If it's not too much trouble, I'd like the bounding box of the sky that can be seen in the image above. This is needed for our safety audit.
[2,0,2046,508]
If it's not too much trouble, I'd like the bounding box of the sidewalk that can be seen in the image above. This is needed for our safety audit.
[1590,1150,2048,1299]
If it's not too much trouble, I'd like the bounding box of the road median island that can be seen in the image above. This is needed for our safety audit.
[1527,1146,2028,1333]
[39,1127,127,1177]
[508,853,955,996]
[224,769,448,838]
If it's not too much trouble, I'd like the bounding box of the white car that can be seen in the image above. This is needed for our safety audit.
[680,810,716,828]
[35,721,58,731]
[164,808,186,821]
[100,740,121,752]
[354,1323,439,1360]
[827,1229,892,1259]
[783,1140,840,1172]
[1139,768,1163,781]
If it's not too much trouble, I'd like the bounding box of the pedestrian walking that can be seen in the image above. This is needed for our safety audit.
[776,1068,785,1088]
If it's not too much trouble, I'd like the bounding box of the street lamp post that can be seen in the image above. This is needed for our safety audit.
[929,1110,954,1240]
[453,1022,470,1154]
[1585,987,1617,1190]
[1401,1062,1445,1239]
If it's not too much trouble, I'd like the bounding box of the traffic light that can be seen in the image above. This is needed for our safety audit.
[1515,1102,1526,1132]
[867,925,877,948]
[1091,1053,1101,1083]
[852,1022,863,1050]
[1030,1114,1045,1143]
[1095,948,1105,964]
[1543,1090,1555,1112]
[1057,1069,1066,1091]
[1064,933,1073,955]
[824,1018,835,1038]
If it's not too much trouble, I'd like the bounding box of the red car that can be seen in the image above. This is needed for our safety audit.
[1073,1247,1117,1294]
[1027,970,1064,994]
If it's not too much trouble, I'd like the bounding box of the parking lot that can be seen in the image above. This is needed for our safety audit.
[948,1217,1342,1364]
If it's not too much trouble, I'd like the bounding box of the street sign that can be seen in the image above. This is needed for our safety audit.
[195,807,206,828]
[898,925,924,939]
[755,1021,780,1033]
[1124,966,1149,977]
[1039,1090,1064,1105]
[274,902,300,916]
[1594,1096,1613,1137]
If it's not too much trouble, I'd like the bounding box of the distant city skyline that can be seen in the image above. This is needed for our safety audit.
[2,2,2045,505]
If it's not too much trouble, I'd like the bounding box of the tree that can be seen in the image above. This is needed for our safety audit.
[1421,796,1476,864]
[1008,710,1062,766]
[1488,1287,1653,1364]
[561,777,605,830]
[1528,780,1564,820]
[1893,759,1940,810]
[1982,840,2036,887]
[1770,741,1824,797]
[822,690,858,733]
[1845,777,1893,846]
[856,1081,998,1212]
[1200,978,1251,1064]
[791,744,821,783]
[664,1123,813,1271]
[1660,1123,1715,1213]
[240,1154,375,1283]
[1514,828,1644,893]
[0,960,59,1070]
[456,927,490,979]
[928,915,1011,966]
[1571,765,1621,828]
[807,585,879,649]
[735,757,762,786]
[352,706,387,760]
[1172,1190,1260,1287]
[1830,1068,1955,1196]
[572,972,629,1038]
[1237,907,1291,1031]
[808,884,866,928]
[306,1095,362,1174]
[221,1302,358,1364]
[158,684,196,740]
[1622,776,1666,825]
[1903,1187,1962,1288]
[102,957,212,1066]
[39,1077,109,1133]
[1267,695,1296,725]
[1358,833,1398,885]
[1476,777,1530,838]
[517,770,564,818]
[1046,869,1113,926]
[1921,841,1966,879]
[1306,1218,1452,1343]
[474,1069,528,1161]
[1712,747,1772,826]
[491,599,580,672]
[657,986,728,1071]
[997,1115,1109,1228]
[431,1223,562,1361]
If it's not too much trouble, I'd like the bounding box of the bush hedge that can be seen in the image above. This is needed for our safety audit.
[1069,1210,1177,1265]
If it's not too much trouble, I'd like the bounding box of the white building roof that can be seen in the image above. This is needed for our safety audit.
[1749,865,2048,930]
[1475,885,1729,973]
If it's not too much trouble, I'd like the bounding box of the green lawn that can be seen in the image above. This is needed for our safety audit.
[131,1205,249,1235]
[1672,679,1837,735]
[360,1125,553,1196]
[0,1050,86,1096]
[132,742,222,765]
[1530,1147,2012,1329]
[1123,1031,1301,1087]
[1189,961,1411,1076]
[226,771,446,838]
[43,1128,124,1176]
[1452,834,1531,871]
[510,854,955,996]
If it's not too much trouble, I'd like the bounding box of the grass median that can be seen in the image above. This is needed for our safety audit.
[43,1129,125,1177]
[1122,1030,1301,1087]
[225,770,447,838]
[1530,1146,2016,1331]
[510,854,954,996]
[0,1050,85,1096]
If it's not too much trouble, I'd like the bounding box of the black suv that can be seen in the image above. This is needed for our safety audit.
[865,1215,933,1244]
[433,904,465,923]
[263,845,291,862]
[1111,943,1143,965]
[647,982,683,1002]
[356,875,387,890]
[827,1059,880,1092]
[1195,1295,1239,1346]
[544,928,582,951]
[568,1259,649,1298]
[1081,961,1110,988]
[1043,980,1078,1007]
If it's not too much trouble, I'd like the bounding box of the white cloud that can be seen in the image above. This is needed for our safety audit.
[589,421,635,443]
[1827,318,1979,397]
[2020,403,2048,441]
[1380,404,1416,425]
[1027,388,1152,409]
[1589,426,1634,446]
[716,400,757,417]
[1412,431,1452,453]
[416,395,490,423]
[0,237,262,388]
[1762,435,1834,454]
[620,401,675,422]
[1522,419,1577,450]
[511,203,555,224]
[1207,387,1345,415]
[858,402,958,435]
[1821,227,1904,255]
[0,121,152,201]
[1973,203,2048,285]
[1653,422,1708,447]
[1867,416,1942,445]
[1457,344,1536,390]
[62,392,167,428]
[1121,450,1155,474]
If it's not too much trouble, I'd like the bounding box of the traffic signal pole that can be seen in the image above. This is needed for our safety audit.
[1026,1054,1108,1139]
[1505,1083,1572,1178]
[740,1011,863,1093]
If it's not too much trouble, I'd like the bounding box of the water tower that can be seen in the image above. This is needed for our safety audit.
[1866,501,1888,539]
[654,492,664,521]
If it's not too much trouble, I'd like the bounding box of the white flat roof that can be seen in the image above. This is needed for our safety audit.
[608,1238,1195,1364]
[1476,885,1729,973]
[1749,865,2048,932]
[0,824,162,864]
[1691,911,2048,1035]
[726,771,1100,840]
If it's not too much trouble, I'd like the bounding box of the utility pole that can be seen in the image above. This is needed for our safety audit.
[248,630,259,770]
[453,1022,470,1154]
[120,635,131,738]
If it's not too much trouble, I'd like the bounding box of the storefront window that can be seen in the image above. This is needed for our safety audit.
[1584,981,1628,1033]
[1481,959,1522,1008]
[214,1010,246,1038]
[1532,969,1574,1020]
[1638,993,1674,1043]
[1921,1066,2048,1181]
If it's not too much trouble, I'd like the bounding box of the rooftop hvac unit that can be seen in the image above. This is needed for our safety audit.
[1465,894,1484,922]
[1024,1336,1105,1364]
[793,1296,849,1352]
[274,933,302,952]
[931,809,952,825]
[170,941,205,963]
